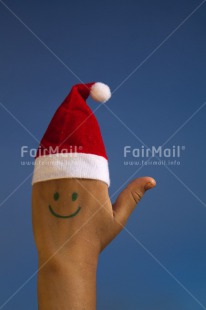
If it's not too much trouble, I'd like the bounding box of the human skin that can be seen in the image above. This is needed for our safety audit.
[32,176,156,310]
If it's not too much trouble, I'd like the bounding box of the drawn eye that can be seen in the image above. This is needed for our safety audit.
[72,192,78,201]
[53,192,60,201]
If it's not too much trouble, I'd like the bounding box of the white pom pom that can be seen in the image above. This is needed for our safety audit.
[90,82,111,103]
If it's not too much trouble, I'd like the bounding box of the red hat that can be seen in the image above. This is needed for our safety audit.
[32,82,111,186]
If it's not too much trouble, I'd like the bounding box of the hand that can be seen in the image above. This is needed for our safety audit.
[32,177,156,262]
[32,176,156,310]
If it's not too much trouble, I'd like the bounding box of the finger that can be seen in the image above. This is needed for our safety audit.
[112,177,156,234]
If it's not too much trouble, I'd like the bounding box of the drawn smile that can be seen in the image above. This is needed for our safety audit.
[48,191,81,219]
[48,204,81,218]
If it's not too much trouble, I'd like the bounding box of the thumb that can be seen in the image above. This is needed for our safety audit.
[112,177,156,233]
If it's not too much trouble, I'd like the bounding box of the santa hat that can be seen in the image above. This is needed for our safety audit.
[32,82,111,186]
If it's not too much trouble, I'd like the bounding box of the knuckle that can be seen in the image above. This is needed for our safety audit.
[130,190,143,204]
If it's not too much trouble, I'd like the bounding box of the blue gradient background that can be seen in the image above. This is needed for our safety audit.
[0,0,206,309]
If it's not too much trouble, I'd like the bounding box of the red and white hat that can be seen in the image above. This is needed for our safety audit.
[32,82,111,186]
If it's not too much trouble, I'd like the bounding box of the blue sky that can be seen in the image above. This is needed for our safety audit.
[0,0,206,309]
